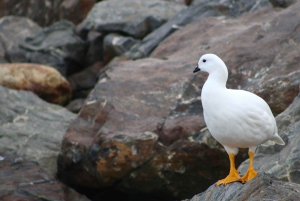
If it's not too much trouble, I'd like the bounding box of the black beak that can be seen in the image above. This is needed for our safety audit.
[193,65,200,73]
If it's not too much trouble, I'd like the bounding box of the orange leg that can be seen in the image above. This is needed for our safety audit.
[216,153,241,186]
[241,151,258,183]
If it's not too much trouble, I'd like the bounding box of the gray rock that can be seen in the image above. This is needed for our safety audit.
[19,20,86,76]
[78,0,187,39]
[186,173,300,201]
[0,86,76,174]
[0,16,41,62]
[125,0,271,59]
[104,33,140,61]
[238,93,300,184]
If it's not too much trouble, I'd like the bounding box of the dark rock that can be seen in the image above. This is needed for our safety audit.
[83,31,104,67]
[0,152,89,201]
[18,20,86,76]
[0,0,95,26]
[68,61,104,99]
[0,16,41,63]
[0,63,72,105]
[0,86,76,174]
[103,33,140,63]
[269,0,298,7]
[78,0,187,39]
[238,92,300,184]
[125,0,271,59]
[185,173,300,201]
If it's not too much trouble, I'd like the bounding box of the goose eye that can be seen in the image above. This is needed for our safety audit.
[203,59,206,63]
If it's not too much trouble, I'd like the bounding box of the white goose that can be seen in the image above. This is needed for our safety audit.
[193,54,285,185]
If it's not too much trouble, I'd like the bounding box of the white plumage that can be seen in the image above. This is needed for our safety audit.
[193,54,285,185]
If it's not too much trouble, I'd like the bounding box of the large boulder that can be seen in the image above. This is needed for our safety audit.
[0,63,71,105]
[58,1,300,200]
[78,0,187,39]
[0,86,76,174]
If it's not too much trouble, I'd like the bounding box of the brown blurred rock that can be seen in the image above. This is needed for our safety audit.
[0,0,95,26]
[0,63,71,105]
[0,152,89,201]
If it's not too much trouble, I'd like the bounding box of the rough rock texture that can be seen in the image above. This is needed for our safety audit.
[78,0,187,39]
[239,92,300,183]
[151,3,300,115]
[58,1,300,200]
[185,173,300,201]
[18,20,86,76]
[0,152,89,201]
[0,63,71,105]
[0,0,95,26]
[125,0,271,59]
[0,86,76,174]
[0,16,41,63]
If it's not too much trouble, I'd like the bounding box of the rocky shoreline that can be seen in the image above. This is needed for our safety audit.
[0,0,299,200]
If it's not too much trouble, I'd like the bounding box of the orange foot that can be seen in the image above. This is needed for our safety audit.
[241,168,258,183]
[216,169,241,186]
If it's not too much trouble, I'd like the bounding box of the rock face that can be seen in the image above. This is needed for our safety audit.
[0,0,95,26]
[125,0,271,59]
[78,0,187,39]
[0,63,71,105]
[0,86,76,174]
[58,1,300,200]
[0,152,89,201]
[239,92,300,183]
[151,2,300,115]
[185,173,300,201]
